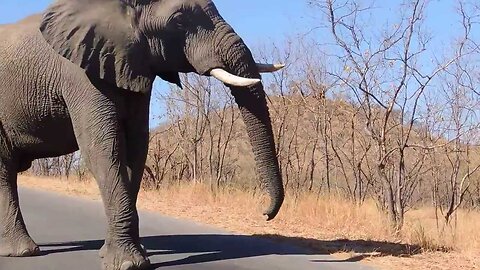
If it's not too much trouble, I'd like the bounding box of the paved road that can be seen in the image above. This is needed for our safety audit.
[0,188,374,270]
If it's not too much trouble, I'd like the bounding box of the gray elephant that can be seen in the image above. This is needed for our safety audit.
[0,0,285,269]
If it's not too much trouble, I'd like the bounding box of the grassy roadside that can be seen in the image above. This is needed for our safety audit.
[18,175,480,270]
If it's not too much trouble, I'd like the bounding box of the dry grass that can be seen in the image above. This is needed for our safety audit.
[18,175,480,270]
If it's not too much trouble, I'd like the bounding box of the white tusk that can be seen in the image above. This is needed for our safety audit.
[256,63,286,73]
[210,68,261,87]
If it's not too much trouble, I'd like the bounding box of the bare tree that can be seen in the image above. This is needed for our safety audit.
[308,0,478,230]
[146,74,242,189]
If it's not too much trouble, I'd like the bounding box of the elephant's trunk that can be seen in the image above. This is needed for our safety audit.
[219,32,285,220]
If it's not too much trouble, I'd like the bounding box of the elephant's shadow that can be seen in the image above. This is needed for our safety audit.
[39,234,422,268]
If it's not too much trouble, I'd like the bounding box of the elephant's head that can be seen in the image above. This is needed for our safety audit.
[40,0,285,220]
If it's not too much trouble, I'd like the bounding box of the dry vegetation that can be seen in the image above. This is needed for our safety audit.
[26,0,480,269]
[19,175,480,270]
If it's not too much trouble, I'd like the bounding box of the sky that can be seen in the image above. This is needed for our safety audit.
[0,0,462,126]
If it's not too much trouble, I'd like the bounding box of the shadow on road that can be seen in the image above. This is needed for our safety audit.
[254,234,424,263]
[40,234,422,267]
[255,234,423,255]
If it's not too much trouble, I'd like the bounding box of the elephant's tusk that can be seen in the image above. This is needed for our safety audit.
[256,63,286,73]
[210,68,261,87]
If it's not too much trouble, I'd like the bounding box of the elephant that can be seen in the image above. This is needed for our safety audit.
[0,0,285,269]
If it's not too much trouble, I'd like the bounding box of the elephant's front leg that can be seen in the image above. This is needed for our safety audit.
[125,94,150,254]
[100,93,150,259]
[81,127,149,270]
[69,92,149,270]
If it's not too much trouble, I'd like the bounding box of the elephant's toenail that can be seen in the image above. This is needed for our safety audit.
[138,259,151,269]
[21,248,38,256]
[120,261,134,270]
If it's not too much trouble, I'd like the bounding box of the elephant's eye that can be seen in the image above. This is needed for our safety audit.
[169,12,188,30]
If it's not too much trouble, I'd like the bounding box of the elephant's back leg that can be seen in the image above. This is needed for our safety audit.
[0,126,39,257]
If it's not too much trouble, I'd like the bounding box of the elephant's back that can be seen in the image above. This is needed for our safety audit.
[0,15,58,95]
[0,14,73,90]
[0,14,88,85]
[0,15,51,62]
[0,14,70,117]
[0,15,43,44]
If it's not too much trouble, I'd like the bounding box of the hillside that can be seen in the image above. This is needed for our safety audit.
[146,92,480,211]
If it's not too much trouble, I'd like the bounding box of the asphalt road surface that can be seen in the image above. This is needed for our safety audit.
[0,188,374,270]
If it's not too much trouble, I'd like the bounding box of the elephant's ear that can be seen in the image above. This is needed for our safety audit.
[40,0,154,93]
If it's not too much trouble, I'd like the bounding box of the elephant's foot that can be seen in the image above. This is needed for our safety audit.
[101,242,150,270]
[0,236,39,257]
[100,242,147,258]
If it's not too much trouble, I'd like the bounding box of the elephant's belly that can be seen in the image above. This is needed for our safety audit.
[8,117,79,160]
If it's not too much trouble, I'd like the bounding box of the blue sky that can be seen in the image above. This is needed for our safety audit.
[1,0,462,127]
